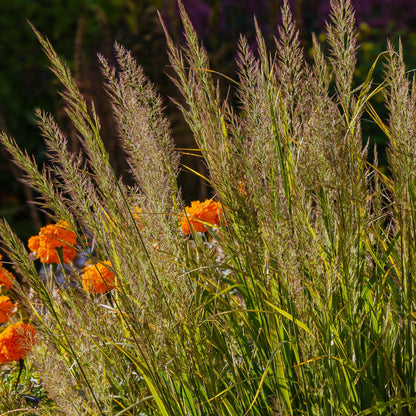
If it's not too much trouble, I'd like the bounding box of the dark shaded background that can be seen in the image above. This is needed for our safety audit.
[1,0,416,240]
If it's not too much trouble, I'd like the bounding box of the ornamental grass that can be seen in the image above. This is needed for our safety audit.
[1,0,416,414]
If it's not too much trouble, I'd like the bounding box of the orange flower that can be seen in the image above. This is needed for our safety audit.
[82,261,116,294]
[132,207,143,230]
[0,322,36,364]
[238,180,247,197]
[0,255,15,290]
[0,296,15,324]
[28,220,77,264]
[180,199,224,235]
[133,207,142,221]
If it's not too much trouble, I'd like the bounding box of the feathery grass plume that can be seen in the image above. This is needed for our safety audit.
[164,6,301,412]
[0,131,73,226]
[297,23,349,314]
[383,40,416,407]
[275,0,305,133]
[326,0,357,118]
[34,109,99,233]
[29,27,139,253]
[161,0,241,214]
[251,1,306,262]
[29,24,115,192]
[233,33,269,245]
[99,43,181,244]
[162,1,265,268]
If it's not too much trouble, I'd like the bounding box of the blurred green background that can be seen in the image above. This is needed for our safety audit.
[1,0,416,241]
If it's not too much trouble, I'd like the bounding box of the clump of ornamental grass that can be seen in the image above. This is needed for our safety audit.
[1,0,416,414]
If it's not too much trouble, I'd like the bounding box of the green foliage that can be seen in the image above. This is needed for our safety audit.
[3,0,416,414]
[0,361,56,415]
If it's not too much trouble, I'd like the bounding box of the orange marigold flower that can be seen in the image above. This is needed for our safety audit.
[0,254,15,290]
[0,322,36,364]
[27,235,40,253]
[180,199,224,235]
[82,261,116,294]
[28,220,77,264]
[0,296,15,324]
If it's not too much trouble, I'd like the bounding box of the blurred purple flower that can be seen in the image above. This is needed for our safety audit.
[165,0,416,39]
[314,0,416,32]
[181,0,211,37]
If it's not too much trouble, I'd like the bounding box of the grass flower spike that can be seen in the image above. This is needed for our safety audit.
[0,322,36,364]
[28,220,77,264]
[82,261,116,294]
[180,199,224,234]
[0,296,15,324]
